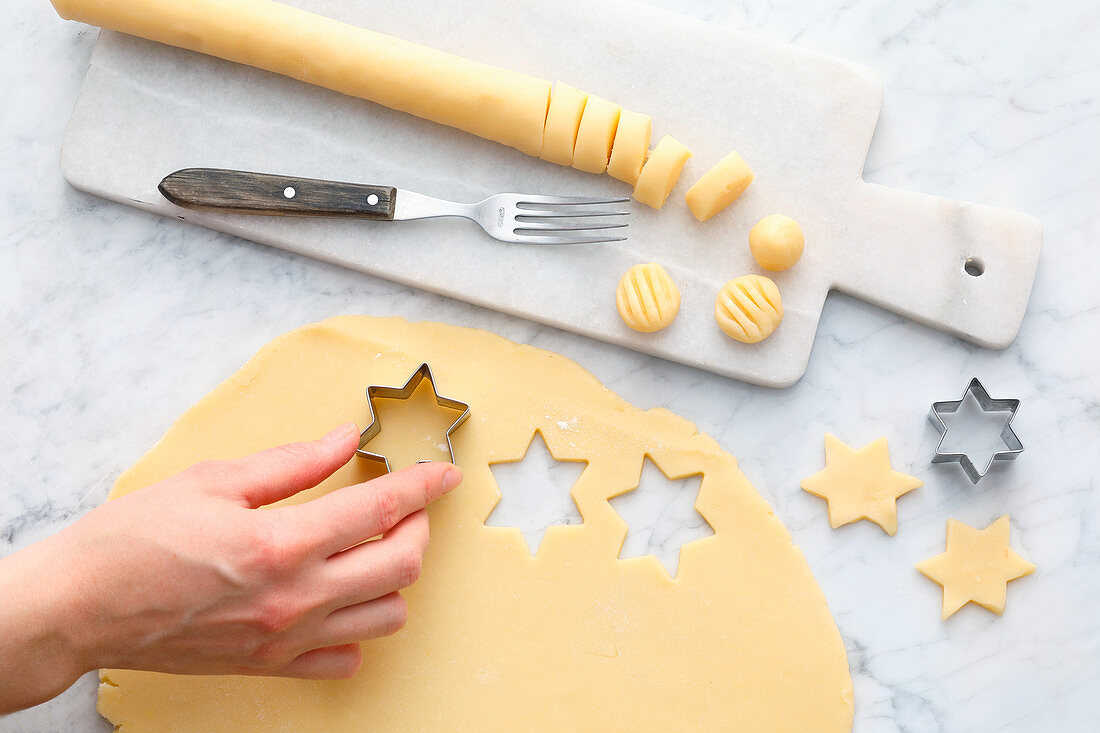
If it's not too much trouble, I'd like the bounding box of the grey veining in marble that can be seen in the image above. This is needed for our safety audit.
[2,0,1098,731]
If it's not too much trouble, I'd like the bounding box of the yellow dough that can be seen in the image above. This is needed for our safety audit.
[571,95,622,174]
[916,516,1035,619]
[714,274,784,344]
[50,0,552,156]
[606,110,652,185]
[540,83,589,166]
[750,214,805,271]
[633,135,693,209]
[615,263,681,333]
[801,434,922,536]
[684,151,755,221]
[96,316,853,731]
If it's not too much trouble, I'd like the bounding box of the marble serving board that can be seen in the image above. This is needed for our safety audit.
[59,0,1041,387]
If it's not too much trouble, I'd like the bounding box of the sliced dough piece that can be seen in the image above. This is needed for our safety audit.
[50,0,552,155]
[685,151,755,221]
[616,263,681,332]
[633,135,693,209]
[606,110,652,185]
[572,95,622,174]
[96,316,853,731]
[540,83,589,166]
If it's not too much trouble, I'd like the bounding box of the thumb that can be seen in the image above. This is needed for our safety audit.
[221,422,360,507]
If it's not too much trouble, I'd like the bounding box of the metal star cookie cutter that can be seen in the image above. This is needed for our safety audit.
[928,377,1023,484]
[356,363,470,471]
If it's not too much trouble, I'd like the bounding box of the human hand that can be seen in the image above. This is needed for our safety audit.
[0,422,461,712]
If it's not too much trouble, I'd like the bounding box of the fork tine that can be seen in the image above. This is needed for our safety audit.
[515,209,630,219]
[516,195,630,206]
[515,222,628,232]
[512,233,627,245]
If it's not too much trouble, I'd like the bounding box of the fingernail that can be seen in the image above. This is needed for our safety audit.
[323,422,357,442]
[442,468,462,492]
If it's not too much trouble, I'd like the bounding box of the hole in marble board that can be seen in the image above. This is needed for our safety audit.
[964,257,984,277]
[609,457,713,578]
[283,186,296,199]
[936,391,1016,472]
[359,379,465,472]
[485,431,587,555]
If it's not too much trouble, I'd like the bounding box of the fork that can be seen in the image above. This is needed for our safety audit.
[158,168,629,244]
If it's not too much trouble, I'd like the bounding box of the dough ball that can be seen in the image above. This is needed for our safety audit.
[715,274,783,343]
[749,215,804,271]
[616,263,681,333]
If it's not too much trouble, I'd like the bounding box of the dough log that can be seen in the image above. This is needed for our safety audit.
[50,0,552,155]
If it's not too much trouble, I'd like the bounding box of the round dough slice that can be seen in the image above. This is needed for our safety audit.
[97,316,852,732]
[540,83,589,166]
[572,95,622,174]
[684,151,755,221]
[633,135,693,209]
[606,110,652,185]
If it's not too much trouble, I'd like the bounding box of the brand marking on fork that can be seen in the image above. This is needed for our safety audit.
[496,207,506,227]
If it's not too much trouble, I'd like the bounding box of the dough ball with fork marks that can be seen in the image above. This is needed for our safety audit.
[715,275,783,343]
[616,263,681,333]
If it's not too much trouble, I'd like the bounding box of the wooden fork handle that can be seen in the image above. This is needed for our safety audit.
[157,168,396,219]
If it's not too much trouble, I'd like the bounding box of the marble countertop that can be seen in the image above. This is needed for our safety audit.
[2,0,1097,730]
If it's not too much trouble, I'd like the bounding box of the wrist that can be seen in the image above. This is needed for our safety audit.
[33,529,109,675]
[0,537,99,711]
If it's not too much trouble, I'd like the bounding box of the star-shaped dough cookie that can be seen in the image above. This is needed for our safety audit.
[801,433,922,535]
[916,515,1035,619]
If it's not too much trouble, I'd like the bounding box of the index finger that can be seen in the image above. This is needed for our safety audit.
[284,462,462,555]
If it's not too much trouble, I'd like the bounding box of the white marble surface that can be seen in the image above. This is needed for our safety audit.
[1,0,1097,730]
[57,0,1042,387]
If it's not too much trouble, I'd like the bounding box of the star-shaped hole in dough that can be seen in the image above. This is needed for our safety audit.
[801,433,922,535]
[486,431,587,555]
[916,515,1035,619]
[609,456,713,578]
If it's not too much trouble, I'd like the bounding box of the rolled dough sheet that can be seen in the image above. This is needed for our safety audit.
[98,316,853,731]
